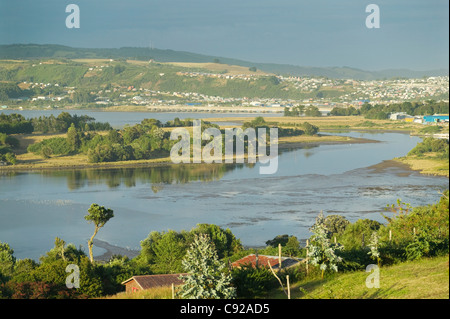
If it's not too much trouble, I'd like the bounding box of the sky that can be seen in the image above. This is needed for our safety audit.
[0,0,448,71]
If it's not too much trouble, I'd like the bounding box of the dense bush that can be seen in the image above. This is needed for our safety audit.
[380,192,449,260]
[330,106,359,116]
[329,191,449,268]
[408,137,449,159]
[0,133,19,148]
[242,117,315,137]
[0,280,87,299]
[336,219,382,251]
[0,152,17,165]
[0,113,33,134]
[0,133,18,164]
[32,112,111,134]
[231,265,278,298]
[136,224,243,274]
[27,137,72,156]
[262,235,303,257]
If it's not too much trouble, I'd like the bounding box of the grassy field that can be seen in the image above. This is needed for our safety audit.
[270,255,449,299]
[211,115,425,132]
[394,155,449,177]
[277,133,377,147]
[164,62,272,76]
[103,286,174,299]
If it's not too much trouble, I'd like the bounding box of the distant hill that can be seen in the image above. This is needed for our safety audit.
[0,44,448,80]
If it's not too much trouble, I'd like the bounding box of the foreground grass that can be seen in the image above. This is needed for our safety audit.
[103,286,173,299]
[270,255,449,299]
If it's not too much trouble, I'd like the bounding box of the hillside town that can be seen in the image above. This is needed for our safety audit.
[2,61,449,114]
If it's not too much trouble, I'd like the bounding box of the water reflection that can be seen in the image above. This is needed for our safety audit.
[39,163,254,191]
[34,145,308,191]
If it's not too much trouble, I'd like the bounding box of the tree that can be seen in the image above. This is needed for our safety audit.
[67,123,81,152]
[192,224,243,259]
[302,122,319,135]
[39,237,85,264]
[0,242,16,282]
[324,215,350,237]
[307,212,344,279]
[285,236,301,257]
[266,234,290,247]
[304,106,322,117]
[41,145,53,159]
[152,230,187,274]
[84,204,114,263]
[178,234,236,299]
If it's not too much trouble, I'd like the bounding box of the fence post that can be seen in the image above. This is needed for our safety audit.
[389,229,392,242]
[306,239,309,275]
[287,275,291,300]
[278,243,282,273]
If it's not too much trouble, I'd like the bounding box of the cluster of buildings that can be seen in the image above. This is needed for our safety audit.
[177,71,260,81]
[6,61,449,111]
[274,75,449,104]
[389,112,449,125]
[115,73,449,109]
[345,76,449,103]
[278,75,347,93]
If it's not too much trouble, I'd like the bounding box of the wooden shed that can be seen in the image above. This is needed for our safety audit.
[121,274,186,293]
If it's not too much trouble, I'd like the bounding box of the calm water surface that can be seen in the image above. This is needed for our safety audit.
[0,109,281,128]
[0,113,448,260]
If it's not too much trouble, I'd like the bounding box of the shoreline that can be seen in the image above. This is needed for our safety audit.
[392,157,449,178]
[0,135,379,172]
[93,239,140,262]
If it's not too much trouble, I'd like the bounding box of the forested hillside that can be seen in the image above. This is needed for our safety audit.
[1,44,447,80]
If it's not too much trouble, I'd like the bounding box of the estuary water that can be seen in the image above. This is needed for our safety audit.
[0,111,448,261]
[0,109,280,128]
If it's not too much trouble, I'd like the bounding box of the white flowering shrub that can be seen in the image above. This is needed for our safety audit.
[368,231,381,266]
[178,234,236,299]
[307,211,344,279]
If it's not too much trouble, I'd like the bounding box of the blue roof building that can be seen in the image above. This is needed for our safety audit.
[423,115,449,123]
